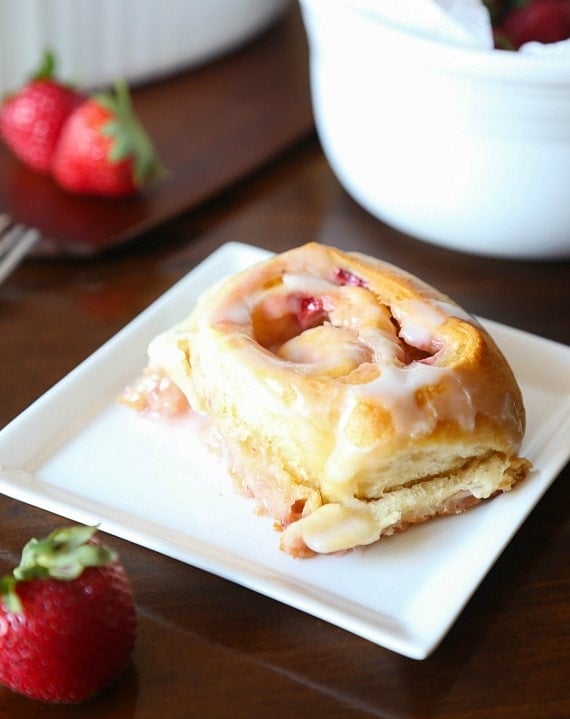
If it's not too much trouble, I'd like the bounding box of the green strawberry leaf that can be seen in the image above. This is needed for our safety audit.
[32,49,56,81]
[50,524,98,549]
[0,575,22,614]
[1,525,119,615]
[95,80,163,187]
[13,525,117,582]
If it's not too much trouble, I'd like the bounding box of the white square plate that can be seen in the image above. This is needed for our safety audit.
[1,242,569,659]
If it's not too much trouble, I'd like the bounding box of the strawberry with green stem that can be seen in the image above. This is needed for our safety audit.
[0,525,136,704]
[0,50,84,173]
[52,81,162,198]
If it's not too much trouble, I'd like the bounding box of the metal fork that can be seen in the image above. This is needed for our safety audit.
[0,212,40,286]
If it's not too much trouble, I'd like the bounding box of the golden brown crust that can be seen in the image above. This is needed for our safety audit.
[143,243,530,556]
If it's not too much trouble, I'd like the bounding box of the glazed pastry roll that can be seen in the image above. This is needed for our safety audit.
[122,243,531,557]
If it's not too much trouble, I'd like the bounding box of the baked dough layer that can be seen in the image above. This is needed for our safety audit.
[133,243,531,556]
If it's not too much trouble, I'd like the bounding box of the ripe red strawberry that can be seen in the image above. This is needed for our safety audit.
[334,267,367,287]
[0,525,136,703]
[297,295,327,329]
[501,0,570,48]
[0,51,83,173]
[52,81,161,198]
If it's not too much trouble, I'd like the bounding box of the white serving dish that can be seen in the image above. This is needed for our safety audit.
[0,243,568,659]
[0,0,289,93]
[299,0,570,259]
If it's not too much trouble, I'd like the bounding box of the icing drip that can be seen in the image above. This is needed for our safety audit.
[355,364,476,437]
[195,261,518,448]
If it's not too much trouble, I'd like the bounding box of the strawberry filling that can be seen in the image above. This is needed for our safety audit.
[250,272,442,372]
[118,370,189,418]
[297,295,328,329]
[334,267,367,287]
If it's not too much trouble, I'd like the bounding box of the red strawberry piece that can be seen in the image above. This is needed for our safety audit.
[52,81,162,198]
[0,51,84,173]
[501,0,570,48]
[0,525,136,703]
[334,267,367,287]
[297,296,328,329]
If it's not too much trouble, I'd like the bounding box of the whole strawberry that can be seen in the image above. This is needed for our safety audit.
[500,0,570,48]
[0,525,136,703]
[0,51,83,173]
[52,81,161,198]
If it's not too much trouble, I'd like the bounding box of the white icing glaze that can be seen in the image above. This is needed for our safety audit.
[263,376,311,417]
[360,361,479,439]
[356,364,449,435]
[277,326,372,372]
[282,273,336,294]
[392,299,477,350]
[181,257,508,465]
[216,296,251,326]
[148,329,187,368]
[392,300,444,351]
[324,396,377,488]
[202,264,486,442]
[358,326,403,364]
[285,503,383,554]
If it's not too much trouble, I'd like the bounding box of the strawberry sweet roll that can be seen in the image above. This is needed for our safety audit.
[122,243,531,557]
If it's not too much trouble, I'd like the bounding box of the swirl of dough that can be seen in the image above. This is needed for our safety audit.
[139,243,530,557]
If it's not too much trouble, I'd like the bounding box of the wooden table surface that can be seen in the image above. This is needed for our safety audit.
[0,9,569,719]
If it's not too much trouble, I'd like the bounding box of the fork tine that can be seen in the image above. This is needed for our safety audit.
[0,212,12,235]
[0,218,40,285]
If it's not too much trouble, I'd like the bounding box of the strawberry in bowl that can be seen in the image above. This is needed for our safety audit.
[0,525,136,704]
[486,0,570,49]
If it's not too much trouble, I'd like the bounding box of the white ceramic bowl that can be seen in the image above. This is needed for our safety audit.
[0,0,289,93]
[300,0,570,259]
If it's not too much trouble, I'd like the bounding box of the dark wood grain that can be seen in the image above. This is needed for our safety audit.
[0,25,569,719]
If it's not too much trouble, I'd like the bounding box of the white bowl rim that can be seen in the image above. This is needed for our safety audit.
[300,0,570,85]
